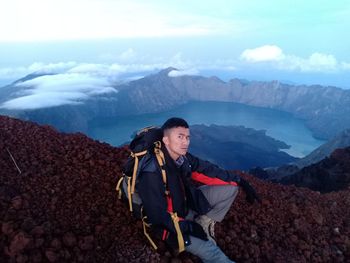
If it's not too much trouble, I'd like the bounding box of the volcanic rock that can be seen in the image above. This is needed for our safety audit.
[0,115,349,262]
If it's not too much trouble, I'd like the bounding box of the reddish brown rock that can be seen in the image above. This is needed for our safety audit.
[45,249,58,262]
[0,115,349,262]
[30,250,43,263]
[290,234,298,243]
[78,235,94,250]
[62,232,77,247]
[289,203,300,216]
[15,253,28,263]
[1,221,14,235]
[50,238,62,250]
[311,211,324,225]
[7,232,32,257]
[30,226,45,236]
[94,224,104,234]
[11,196,23,210]
[34,238,45,248]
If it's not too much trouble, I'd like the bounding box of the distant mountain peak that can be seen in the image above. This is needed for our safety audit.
[13,72,56,85]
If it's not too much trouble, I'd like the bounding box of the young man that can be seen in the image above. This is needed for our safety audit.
[137,117,260,262]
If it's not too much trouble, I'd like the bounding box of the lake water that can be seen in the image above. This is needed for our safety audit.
[88,101,326,157]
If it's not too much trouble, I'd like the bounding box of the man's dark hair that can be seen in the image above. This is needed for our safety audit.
[161,117,189,132]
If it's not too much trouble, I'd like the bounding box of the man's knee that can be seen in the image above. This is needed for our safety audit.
[229,185,239,199]
[217,185,238,199]
[200,185,239,203]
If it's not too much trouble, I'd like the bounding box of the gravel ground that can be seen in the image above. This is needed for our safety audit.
[1,115,349,262]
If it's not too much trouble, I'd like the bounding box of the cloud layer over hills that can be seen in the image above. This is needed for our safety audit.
[1,42,350,95]
[1,72,117,110]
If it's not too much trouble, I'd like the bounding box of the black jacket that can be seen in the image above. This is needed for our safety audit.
[137,146,241,247]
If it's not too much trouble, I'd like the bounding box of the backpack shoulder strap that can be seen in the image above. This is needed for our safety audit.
[153,141,185,253]
[154,141,167,185]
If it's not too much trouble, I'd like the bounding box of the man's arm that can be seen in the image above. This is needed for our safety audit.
[186,152,241,183]
[186,153,261,204]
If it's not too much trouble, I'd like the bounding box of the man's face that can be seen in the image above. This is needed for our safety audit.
[163,126,190,160]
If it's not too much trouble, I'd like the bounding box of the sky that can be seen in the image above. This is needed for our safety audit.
[1,0,350,98]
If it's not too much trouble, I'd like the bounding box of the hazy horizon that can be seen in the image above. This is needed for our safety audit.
[1,0,350,90]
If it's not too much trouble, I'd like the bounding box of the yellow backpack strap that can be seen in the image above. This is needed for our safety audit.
[154,141,167,184]
[127,176,133,212]
[116,177,124,199]
[141,207,158,250]
[154,141,185,253]
[115,174,132,212]
[171,212,185,253]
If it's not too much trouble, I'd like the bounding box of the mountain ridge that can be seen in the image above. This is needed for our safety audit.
[249,128,350,188]
[189,124,296,170]
[1,68,349,140]
[280,147,350,193]
[295,129,350,168]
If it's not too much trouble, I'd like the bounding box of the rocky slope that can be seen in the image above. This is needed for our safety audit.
[250,128,350,181]
[0,115,349,262]
[250,137,350,193]
[294,129,350,168]
[280,147,350,193]
[1,68,350,139]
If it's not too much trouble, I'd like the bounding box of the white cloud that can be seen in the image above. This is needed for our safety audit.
[283,53,338,72]
[0,61,154,83]
[28,62,78,74]
[240,45,350,73]
[168,52,195,70]
[1,72,117,110]
[15,73,111,92]
[240,45,284,62]
[342,62,350,70]
[309,53,337,68]
[119,48,137,62]
[0,55,195,83]
[0,56,201,110]
[1,92,86,110]
[168,68,199,77]
[0,62,77,80]
[67,64,110,76]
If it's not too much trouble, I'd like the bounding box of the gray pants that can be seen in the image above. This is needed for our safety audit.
[185,185,239,263]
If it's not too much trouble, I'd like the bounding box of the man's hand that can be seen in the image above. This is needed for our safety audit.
[180,221,208,241]
[239,178,261,204]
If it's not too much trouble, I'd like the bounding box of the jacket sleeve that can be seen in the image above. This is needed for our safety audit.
[137,170,179,234]
[186,152,241,183]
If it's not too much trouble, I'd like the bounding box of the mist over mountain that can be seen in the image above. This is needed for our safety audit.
[1,68,349,141]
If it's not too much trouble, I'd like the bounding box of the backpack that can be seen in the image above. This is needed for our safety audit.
[116,126,186,252]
